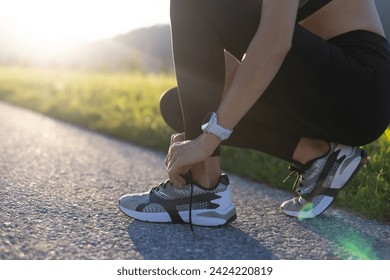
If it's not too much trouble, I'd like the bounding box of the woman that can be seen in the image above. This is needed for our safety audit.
[119,0,390,225]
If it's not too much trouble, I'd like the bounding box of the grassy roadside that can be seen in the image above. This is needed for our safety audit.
[1,66,389,222]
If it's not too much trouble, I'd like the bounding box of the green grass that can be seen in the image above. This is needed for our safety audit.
[1,65,389,222]
[0,66,174,151]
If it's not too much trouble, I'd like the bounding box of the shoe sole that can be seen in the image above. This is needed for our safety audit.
[118,203,237,226]
[282,148,367,219]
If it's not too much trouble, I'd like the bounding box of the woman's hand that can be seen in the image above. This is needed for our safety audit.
[165,133,221,186]
[164,132,185,167]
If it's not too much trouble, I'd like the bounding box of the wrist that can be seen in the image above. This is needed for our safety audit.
[199,132,222,156]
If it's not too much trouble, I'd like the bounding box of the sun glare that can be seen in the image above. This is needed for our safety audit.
[0,0,170,57]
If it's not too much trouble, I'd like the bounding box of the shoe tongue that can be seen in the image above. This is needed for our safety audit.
[291,160,304,168]
[300,151,330,171]
[291,159,315,171]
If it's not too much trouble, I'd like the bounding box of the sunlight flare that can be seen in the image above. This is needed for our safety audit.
[0,0,170,56]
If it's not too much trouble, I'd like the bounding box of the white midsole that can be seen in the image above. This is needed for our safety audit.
[119,204,236,226]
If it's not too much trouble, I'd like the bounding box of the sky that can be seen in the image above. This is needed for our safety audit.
[0,0,170,55]
[1,0,388,58]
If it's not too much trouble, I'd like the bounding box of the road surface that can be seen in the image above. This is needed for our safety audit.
[0,101,389,260]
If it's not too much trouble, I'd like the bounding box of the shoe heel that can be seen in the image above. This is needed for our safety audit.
[343,148,367,187]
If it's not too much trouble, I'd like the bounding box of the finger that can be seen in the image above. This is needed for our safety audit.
[164,151,170,166]
[168,168,186,186]
[166,148,178,172]
[172,176,186,187]
[170,133,185,145]
[165,141,179,166]
[170,134,176,146]
[165,144,177,167]
[167,158,190,186]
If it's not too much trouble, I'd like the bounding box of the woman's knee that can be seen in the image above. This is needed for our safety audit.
[159,87,184,132]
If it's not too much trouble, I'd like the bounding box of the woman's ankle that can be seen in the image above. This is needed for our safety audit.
[191,157,222,189]
[293,138,330,165]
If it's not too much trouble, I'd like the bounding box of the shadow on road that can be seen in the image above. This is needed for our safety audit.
[127,221,274,260]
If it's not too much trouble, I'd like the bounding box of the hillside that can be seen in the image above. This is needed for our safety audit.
[63,25,173,73]
[68,0,390,73]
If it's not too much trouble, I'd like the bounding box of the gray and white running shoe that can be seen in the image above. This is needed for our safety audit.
[119,174,236,226]
[280,143,367,219]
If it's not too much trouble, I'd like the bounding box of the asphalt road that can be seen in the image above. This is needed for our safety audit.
[0,101,389,260]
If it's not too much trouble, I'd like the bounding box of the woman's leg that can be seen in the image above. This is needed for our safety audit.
[169,0,389,185]
[170,0,248,187]
[169,0,337,162]
[161,87,324,162]
[170,0,263,187]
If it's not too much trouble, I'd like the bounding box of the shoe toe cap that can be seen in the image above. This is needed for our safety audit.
[281,197,316,218]
[280,198,299,212]
[119,193,148,210]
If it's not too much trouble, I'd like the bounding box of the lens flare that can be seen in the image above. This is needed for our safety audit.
[297,202,314,221]
[0,0,170,58]
[301,218,380,260]
[338,236,378,260]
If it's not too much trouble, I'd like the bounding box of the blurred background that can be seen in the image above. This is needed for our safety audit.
[0,0,389,72]
[0,0,171,72]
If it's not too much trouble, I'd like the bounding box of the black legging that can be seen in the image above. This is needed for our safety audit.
[160,0,390,161]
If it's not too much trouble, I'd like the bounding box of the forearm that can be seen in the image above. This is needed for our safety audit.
[222,51,240,100]
[217,37,291,129]
[216,0,298,130]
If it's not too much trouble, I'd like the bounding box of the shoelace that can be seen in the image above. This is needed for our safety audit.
[283,165,306,194]
[151,176,196,238]
[188,171,196,239]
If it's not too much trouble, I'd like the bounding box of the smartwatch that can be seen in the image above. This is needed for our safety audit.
[201,112,233,141]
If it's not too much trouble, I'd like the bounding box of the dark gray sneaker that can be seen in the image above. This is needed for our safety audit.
[119,174,236,226]
[280,143,367,219]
